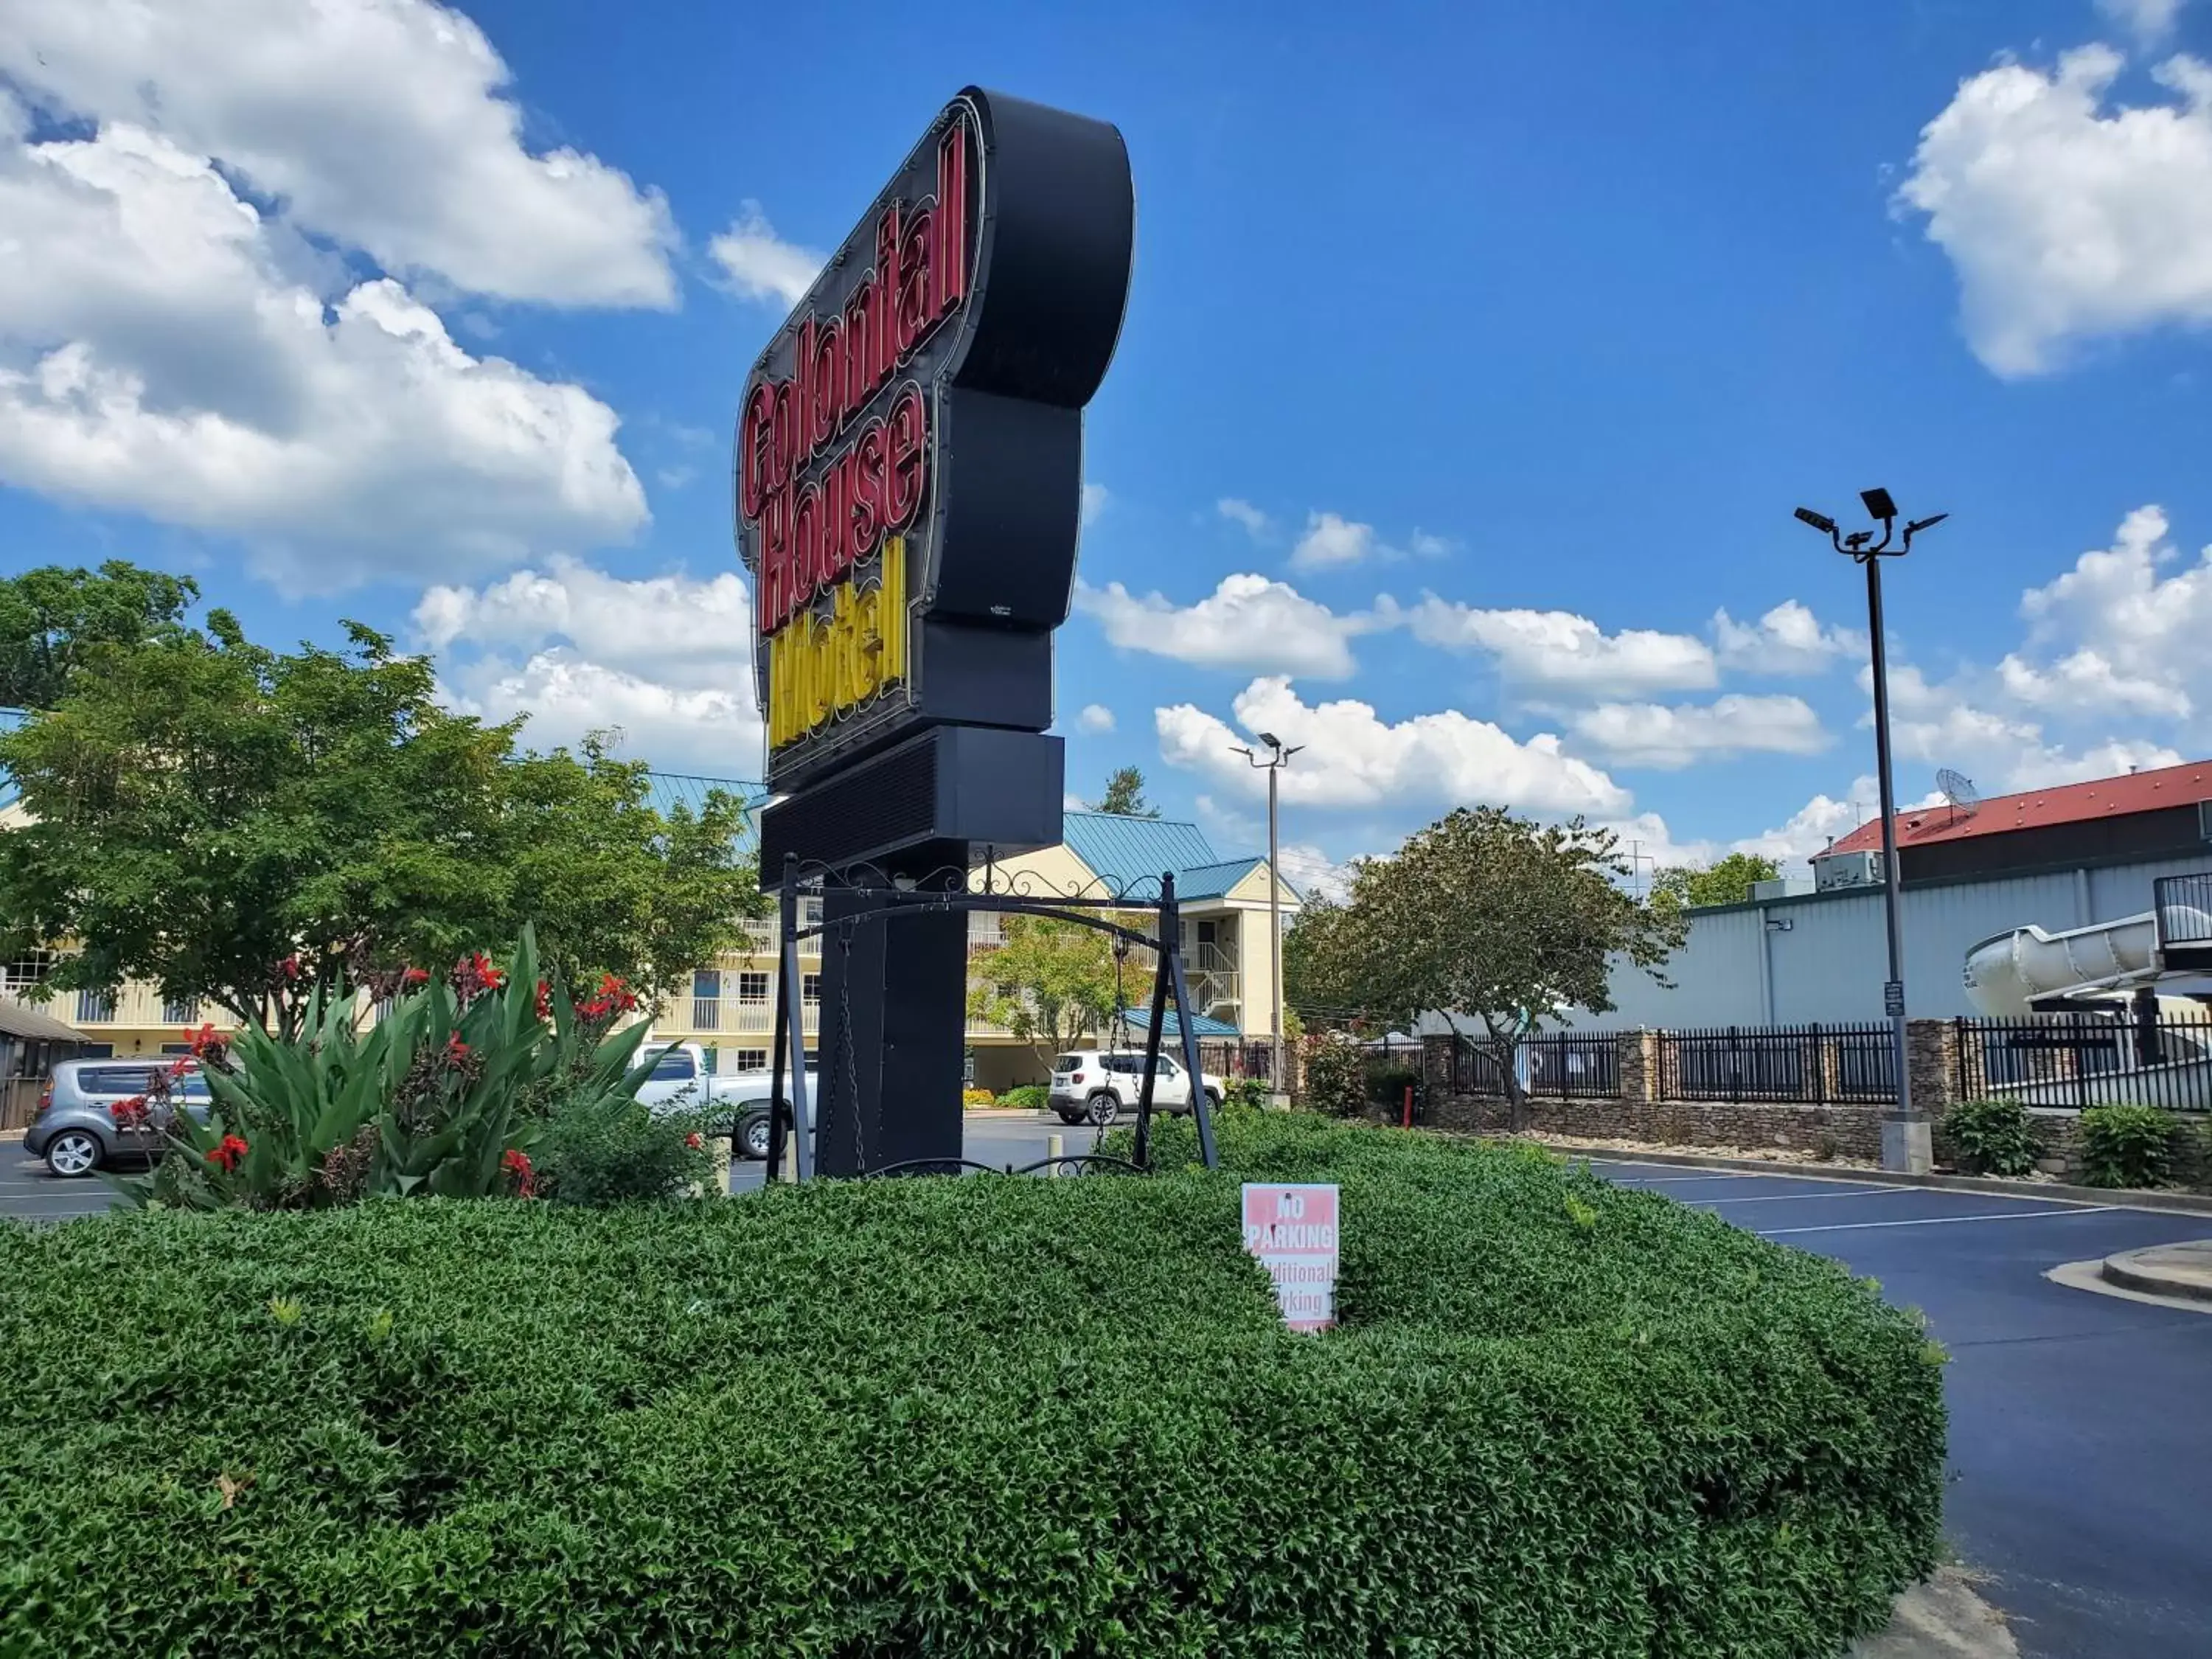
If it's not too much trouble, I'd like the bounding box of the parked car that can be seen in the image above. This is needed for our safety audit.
[1048,1050,1222,1127]
[24,1058,212,1178]
[723,1066,821,1161]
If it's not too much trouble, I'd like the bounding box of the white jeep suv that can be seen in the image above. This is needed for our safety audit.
[1048,1050,1223,1127]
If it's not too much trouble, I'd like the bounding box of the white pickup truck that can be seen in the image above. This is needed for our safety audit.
[634,1043,818,1160]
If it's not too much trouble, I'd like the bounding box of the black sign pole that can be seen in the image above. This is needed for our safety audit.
[765,863,794,1182]
[1133,896,1173,1171]
[1161,873,1219,1171]
[782,904,815,1183]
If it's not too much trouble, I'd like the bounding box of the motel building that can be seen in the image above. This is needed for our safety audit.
[0,798,1295,1104]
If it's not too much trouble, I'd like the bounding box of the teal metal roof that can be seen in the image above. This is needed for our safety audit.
[1116,1004,1241,1039]
[1060,811,1219,894]
[1172,857,1262,901]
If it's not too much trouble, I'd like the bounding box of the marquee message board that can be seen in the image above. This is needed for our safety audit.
[734,88,1134,796]
[1242,1183,1340,1333]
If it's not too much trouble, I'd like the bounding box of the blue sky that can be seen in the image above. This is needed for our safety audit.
[4,0,2212,893]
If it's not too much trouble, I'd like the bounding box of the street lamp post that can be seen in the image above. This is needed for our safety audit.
[1233,733,1302,1095]
[1793,488,1947,1175]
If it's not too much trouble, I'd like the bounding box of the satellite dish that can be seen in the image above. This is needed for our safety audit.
[1936,768,1980,820]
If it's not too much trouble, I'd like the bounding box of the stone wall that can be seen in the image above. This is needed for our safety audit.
[1422,1088,1888,1161]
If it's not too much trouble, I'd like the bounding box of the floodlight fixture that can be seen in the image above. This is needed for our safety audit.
[1256,731,1282,750]
[1905,512,1950,538]
[1860,487,1898,521]
[1794,507,1837,535]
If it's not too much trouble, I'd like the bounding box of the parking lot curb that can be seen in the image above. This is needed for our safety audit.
[2099,1239,2212,1302]
[1526,1141,2212,1217]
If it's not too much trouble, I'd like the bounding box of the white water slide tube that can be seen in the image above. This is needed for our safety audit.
[1961,912,2166,1019]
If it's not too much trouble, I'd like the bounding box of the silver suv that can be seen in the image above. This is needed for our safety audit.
[23,1058,211,1178]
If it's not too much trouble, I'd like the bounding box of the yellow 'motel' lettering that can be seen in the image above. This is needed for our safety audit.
[766,535,907,751]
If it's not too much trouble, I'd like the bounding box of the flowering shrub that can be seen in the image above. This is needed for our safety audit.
[131,926,655,1211]
[1298,1032,1368,1118]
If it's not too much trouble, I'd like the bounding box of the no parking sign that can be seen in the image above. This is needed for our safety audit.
[1242,1183,1340,1332]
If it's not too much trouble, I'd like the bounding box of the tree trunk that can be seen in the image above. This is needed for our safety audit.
[1482,1017,1528,1133]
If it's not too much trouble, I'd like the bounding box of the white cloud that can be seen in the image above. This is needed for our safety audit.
[1379,593,1718,698]
[0,112,645,588]
[2014,506,2211,707]
[1287,510,1452,571]
[1290,510,1378,571]
[1897,45,2212,375]
[1081,482,1110,528]
[1276,843,1354,904]
[2097,0,2191,42]
[1872,660,2183,790]
[1155,676,1631,815]
[1996,649,2191,718]
[422,558,763,773]
[1076,573,1374,680]
[1217,498,1272,539]
[1727,778,1882,871]
[1075,703,1116,735]
[706,203,822,309]
[1569,695,1829,769]
[0,0,676,307]
[1596,812,1717,876]
[1711,599,1864,675]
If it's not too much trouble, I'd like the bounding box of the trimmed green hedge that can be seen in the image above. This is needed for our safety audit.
[0,1115,1944,1656]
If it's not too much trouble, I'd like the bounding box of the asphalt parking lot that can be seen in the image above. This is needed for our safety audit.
[1585,1159,2212,1659]
[7,1130,2203,1656]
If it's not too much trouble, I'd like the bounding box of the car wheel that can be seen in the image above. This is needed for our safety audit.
[740,1113,773,1161]
[1086,1092,1121,1129]
[1203,1088,1222,1108]
[43,1128,103,1178]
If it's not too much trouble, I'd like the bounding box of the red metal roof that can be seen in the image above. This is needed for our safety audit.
[1826,759,2212,856]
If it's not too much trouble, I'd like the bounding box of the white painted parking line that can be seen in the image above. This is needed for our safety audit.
[1694,1186,1905,1206]
[1602,1172,1767,1187]
[1756,1206,2117,1237]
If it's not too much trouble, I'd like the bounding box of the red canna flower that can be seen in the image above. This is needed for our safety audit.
[534,978,552,1020]
[206,1134,249,1173]
[501,1147,536,1197]
[445,1032,470,1065]
[685,1132,703,1150]
[401,967,431,988]
[187,1022,224,1057]
[110,1095,150,1129]
[279,955,302,983]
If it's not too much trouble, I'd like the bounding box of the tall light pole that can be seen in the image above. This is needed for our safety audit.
[1233,733,1301,1093]
[1793,488,1947,1174]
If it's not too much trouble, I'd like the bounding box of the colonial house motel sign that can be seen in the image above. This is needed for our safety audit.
[733,88,1133,1178]
[735,88,1134,840]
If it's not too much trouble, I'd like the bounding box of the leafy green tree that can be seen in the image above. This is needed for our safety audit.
[966,911,1120,1071]
[1092,765,1158,817]
[1284,807,1684,1126]
[1651,851,1781,911]
[0,613,761,1034]
[0,560,201,710]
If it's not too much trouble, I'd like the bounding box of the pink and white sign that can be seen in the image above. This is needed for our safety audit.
[1241,1183,1340,1332]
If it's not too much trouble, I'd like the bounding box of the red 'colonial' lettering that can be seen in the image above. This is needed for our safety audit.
[738,114,970,638]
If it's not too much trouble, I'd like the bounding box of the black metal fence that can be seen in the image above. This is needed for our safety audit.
[1658,1023,1896,1105]
[1447,1033,1624,1100]
[1199,1039,1283,1088]
[1955,1011,2212,1113]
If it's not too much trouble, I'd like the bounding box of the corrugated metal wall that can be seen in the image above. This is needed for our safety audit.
[1556,855,2212,1031]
